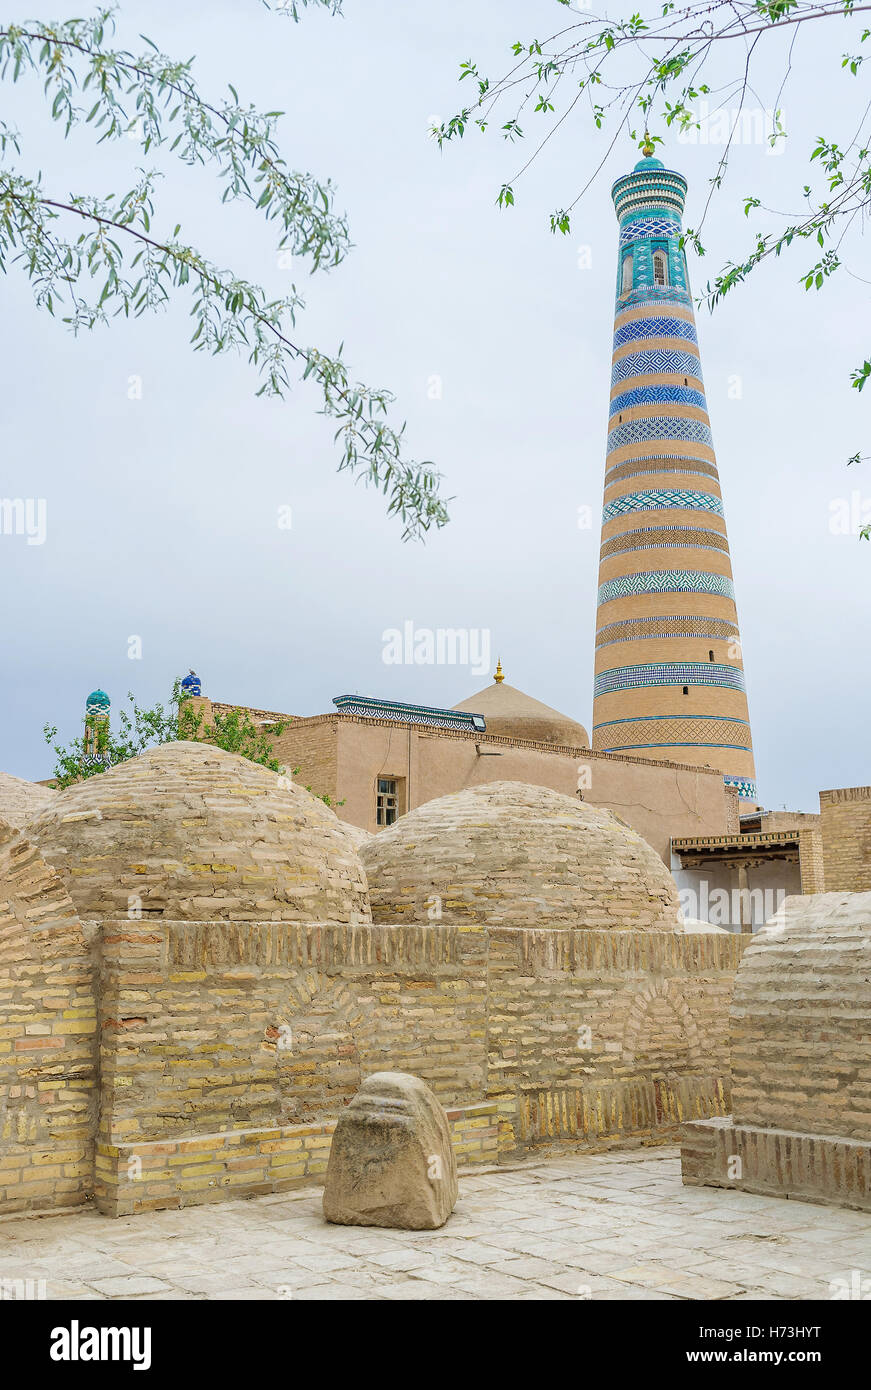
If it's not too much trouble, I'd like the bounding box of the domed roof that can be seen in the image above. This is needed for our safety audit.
[85,689,110,713]
[25,741,370,924]
[361,780,680,930]
[634,155,664,171]
[453,668,589,748]
[0,771,56,830]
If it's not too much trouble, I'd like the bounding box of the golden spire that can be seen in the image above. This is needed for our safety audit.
[642,132,655,157]
[494,659,504,684]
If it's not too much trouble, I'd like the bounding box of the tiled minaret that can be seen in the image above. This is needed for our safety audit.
[592,147,757,802]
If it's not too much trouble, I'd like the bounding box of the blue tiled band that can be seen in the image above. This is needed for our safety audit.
[594,663,746,696]
[602,490,723,522]
[598,571,736,604]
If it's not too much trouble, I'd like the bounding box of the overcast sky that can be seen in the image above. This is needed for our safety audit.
[1,0,868,811]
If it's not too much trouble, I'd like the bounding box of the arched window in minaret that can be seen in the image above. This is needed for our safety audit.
[621,251,634,294]
[653,249,668,286]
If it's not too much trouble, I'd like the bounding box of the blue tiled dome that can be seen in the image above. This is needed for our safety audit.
[85,689,110,716]
[634,155,665,171]
[180,671,202,697]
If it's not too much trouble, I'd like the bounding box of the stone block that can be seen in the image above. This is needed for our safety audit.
[323,1072,458,1229]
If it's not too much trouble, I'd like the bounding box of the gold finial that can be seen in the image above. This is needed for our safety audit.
[494,659,504,684]
[642,132,655,157]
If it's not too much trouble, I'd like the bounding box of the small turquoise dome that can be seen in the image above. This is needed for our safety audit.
[85,689,110,716]
[634,156,664,171]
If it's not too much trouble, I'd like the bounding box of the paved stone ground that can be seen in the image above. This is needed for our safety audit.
[2,1148,869,1301]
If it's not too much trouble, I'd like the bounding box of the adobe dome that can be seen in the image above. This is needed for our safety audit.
[360,780,679,929]
[0,771,56,830]
[25,741,371,924]
[453,669,589,748]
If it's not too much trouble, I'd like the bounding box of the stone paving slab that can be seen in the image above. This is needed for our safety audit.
[1,1147,868,1301]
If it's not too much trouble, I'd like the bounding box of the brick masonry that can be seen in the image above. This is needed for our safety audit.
[681,1116,871,1213]
[0,825,98,1215]
[95,1103,502,1217]
[361,782,682,929]
[90,918,746,1216]
[820,786,871,891]
[681,891,871,1211]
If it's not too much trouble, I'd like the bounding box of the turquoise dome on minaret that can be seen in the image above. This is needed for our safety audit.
[634,155,664,171]
[85,689,110,716]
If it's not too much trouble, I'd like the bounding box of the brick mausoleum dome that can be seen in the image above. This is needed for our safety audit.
[361,780,680,929]
[0,771,56,830]
[24,741,371,923]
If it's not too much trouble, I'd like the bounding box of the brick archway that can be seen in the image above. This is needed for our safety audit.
[269,974,367,1124]
[622,978,701,1070]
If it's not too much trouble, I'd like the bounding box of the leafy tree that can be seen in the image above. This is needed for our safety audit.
[0,2,448,540]
[44,680,343,803]
[43,680,289,786]
[435,0,869,533]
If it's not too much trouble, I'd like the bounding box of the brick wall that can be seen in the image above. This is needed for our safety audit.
[270,721,339,805]
[93,918,747,1214]
[820,787,871,891]
[729,893,871,1142]
[0,827,98,1215]
[95,1103,503,1216]
[798,828,826,894]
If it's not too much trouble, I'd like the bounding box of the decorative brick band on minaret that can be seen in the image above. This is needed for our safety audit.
[592,152,757,802]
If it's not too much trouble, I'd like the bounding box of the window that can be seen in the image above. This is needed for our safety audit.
[709,650,715,662]
[621,252,633,294]
[682,686,689,695]
[376,778,399,826]
[653,250,668,286]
